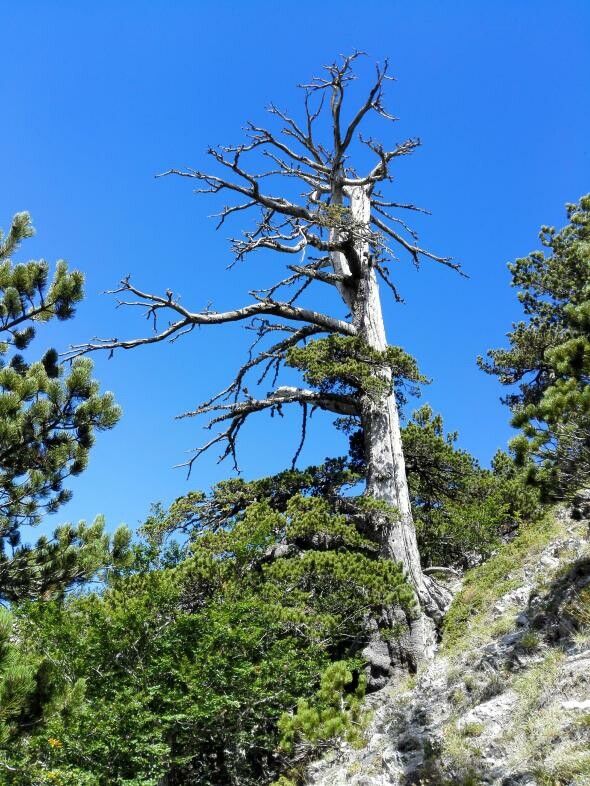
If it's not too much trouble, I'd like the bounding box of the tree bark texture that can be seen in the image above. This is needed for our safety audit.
[333,186,448,655]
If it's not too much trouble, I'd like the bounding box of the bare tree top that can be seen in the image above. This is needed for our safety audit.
[156,52,458,273]
[66,53,461,472]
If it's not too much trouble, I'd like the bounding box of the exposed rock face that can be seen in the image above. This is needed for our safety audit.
[305,496,590,786]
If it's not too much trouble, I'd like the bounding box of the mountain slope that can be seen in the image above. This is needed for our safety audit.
[305,494,590,786]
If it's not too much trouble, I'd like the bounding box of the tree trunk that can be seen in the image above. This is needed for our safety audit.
[332,186,449,662]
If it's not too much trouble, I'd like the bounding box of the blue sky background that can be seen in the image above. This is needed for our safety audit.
[2,0,589,535]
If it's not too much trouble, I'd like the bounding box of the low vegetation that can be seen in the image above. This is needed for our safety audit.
[442,510,561,654]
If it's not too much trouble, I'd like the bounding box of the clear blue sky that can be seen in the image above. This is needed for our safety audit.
[2,1,589,535]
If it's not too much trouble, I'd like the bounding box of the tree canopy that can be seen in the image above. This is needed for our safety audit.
[480,194,590,498]
[0,211,129,602]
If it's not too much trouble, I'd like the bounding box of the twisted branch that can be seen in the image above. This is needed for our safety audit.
[179,386,358,473]
[70,54,459,471]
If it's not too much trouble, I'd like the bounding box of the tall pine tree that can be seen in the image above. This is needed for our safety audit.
[479,194,590,498]
[0,212,129,601]
[69,55,461,659]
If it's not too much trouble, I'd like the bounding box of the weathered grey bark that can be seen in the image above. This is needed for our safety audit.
[69,55,457,661]
[333,185,449,662]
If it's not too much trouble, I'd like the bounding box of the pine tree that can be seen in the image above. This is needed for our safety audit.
[144,407,537,577]
[0,607,39,752]
[479,194,590,497]
[7,493,415,785]
[0,212,129,601]
[69,54,463,657]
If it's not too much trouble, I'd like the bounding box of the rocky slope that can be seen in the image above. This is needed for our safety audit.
[305,494,590,786]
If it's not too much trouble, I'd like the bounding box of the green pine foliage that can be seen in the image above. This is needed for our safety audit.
[278,661,367,756]
[403,406,540,566]
[3,488,416,785]
[146,416,539,576]
[138,458,362,549]
[479,194,590,497]
[0,608,38,749]
[0,212,126,601]
[286,335,427,402]
[0,515,132,603]
[0,606,88,780]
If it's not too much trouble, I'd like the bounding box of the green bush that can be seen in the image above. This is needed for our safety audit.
[278,661,367,755]
[6,486,415,785]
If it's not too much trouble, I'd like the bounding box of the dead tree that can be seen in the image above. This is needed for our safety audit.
[68,54,460,655]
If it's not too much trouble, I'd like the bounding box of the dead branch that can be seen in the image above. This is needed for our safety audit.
[199,324,326,407]
[287,264,348,287]
[370,213,463,273]
[181,387,359,421]
[179,387,359,473]
[63,278,356,360]
[74,54,458,471]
